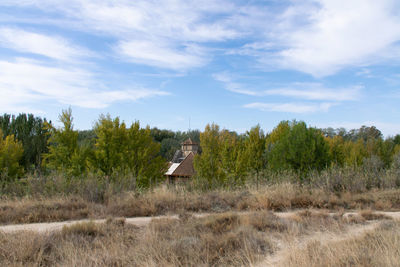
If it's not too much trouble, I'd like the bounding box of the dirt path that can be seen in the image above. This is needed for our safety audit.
[257,221,381,267]
[0,210,399,234]
[0,215,178,233]
[256,210,400,267]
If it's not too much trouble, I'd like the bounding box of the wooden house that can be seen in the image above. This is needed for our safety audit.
[165,138,198,183]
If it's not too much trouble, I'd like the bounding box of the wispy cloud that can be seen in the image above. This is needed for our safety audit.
[233,0,400,77]
[213,72,259,96]
[77,0,239,70]
[0,27,92,62]
[214,72,362,101]
[117,40,207,71]
[244,102,335,113]
[1,0,398,127]
[4,0,400,75]
[2,0,242,71]
[0,58,169,112]
[263,84,362,101]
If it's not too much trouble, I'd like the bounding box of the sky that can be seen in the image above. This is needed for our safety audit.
[0,0,400,136]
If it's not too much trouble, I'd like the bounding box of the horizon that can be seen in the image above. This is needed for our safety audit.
[1,1,400,136]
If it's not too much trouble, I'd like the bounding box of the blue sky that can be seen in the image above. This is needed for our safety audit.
[0,0,400,135]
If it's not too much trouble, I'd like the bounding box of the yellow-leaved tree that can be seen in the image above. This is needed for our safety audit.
[0,129,24,179]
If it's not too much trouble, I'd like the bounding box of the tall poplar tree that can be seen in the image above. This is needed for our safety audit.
[194,123,225,188]
[245,125,267,188]
[43,108,86,176]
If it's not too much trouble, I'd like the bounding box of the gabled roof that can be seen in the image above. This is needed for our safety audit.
[165,152,195,177]
[165,163,180,176]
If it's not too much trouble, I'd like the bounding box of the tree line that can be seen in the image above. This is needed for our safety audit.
[194,121,400,188]
[1,110,400,189]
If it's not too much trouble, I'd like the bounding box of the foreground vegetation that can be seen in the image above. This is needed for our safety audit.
[2,179,400,225]
[0,210,396,266]
[1,109,400,189]
[1,110,400,266]
[281,220,400,267]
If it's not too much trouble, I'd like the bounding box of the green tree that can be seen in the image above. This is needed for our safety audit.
[43,108,86,176]
[150,127,175,142]
[244,125,267,188]
[194,123,225,188]
[92,115,128,176]
[376,138,396,168]
[93,115,166,188]
[0,113,50,171]
[0,130,24,179]
[343,139,367,167]
[160,138,180,160]
[220,130,247,187]
[78,130,97,146]
[325,135,345,166]
[268,121,330,179]
[125,121,166,188]
[394,134,400,146]
[267,121,289,145]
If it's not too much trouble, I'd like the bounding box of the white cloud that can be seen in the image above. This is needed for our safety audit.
[264,84,362,101]
[45,0,240,41]
[280,0,400,76]
[0,27,92,61]
[244,102,335,113]
[214,72,362,101]
[1,0,241,70]
[0,58,169,112]
[117,40,207,70]
[4,0,400,75]
[213,72,259,96]
[79,0,239,70]
[231,0,400,77]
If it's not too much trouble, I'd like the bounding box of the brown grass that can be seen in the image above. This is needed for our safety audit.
[1,184,400,225]
[280,220,400,267]
[0,209,382,266]
[359,210,393,220]
[0,213,273,266]
[0,197,104,224]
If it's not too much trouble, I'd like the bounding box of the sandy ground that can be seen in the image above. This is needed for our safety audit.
[0,215,179,233]
[256,211,400,267]
[257,220,381,267]
[0,210,399,233]
[0,210,398,266]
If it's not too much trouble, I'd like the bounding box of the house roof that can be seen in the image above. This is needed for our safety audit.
[165,152,195,177]
[165,163,180,176]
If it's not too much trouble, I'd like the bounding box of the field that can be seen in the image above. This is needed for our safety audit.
[1,183,400,266]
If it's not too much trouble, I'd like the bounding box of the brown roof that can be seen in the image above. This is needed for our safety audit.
[182,138,198,145]
[168,152,195,177]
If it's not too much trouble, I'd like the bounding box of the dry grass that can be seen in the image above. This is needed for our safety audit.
[0,197,105,224]
[0,213,273,266]
[359,209,393,220]
[1,184,400,225]
[280,220,400,267]
[0,209,385,266]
